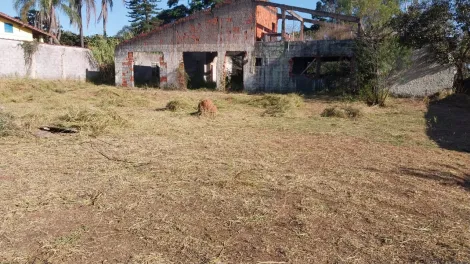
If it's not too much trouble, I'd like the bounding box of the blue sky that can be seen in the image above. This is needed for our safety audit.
[2,0,317,36]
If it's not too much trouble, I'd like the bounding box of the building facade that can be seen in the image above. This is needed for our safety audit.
[0,13,52,42]
[115,0,360,93]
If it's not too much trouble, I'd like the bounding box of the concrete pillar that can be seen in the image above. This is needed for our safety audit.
[300,21,304,41]
[174,52,184,89]
[281,9,286,40]
[244,52,255,92]
[211,56,218,83]
[316,58,322,78]
[216,51,226,91]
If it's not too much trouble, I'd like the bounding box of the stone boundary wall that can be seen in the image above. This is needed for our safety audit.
[390,49,455,97]
[0,38,98,81]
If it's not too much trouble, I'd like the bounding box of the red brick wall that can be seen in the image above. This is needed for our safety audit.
[118,1,256,49]
[256,6,278,40]
[121,52,134,87]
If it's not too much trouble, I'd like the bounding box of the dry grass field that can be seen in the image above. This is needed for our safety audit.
[0,79,469,263]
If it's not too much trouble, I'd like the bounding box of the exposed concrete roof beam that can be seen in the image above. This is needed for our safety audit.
[277,14,341,27]
[256,1,360,23]
[286,10,303,22]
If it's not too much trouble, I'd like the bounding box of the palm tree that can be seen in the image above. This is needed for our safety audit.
[71,0,96,47]
[14,0,78,44]
[98,0,113,37]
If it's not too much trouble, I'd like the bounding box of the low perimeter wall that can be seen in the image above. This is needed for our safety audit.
[390,49,455,97]
[0,38,98,81]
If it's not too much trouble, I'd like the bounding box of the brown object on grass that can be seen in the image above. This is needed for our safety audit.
[197,99,217,116]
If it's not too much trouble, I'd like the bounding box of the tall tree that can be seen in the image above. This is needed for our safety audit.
[351,0,407,105]
[156,4,188,25]
[187,0,221,13]
[14,0,78,43]
[167,0,222,14]
[15,9,45,29]
[98,0,113,36]
[312,0,406,105]
[315,0,352,16]
[115,25,134,39]
[70,0,96,47]
[125,0,160,34]
[394,0,470,94]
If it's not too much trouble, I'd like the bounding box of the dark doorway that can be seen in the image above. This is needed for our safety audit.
[134,64,160,87]
[225,51,245,92]
[133,52,163,88]
[291,57,316,75]
[291,56,352,94]
[183,52,217,89]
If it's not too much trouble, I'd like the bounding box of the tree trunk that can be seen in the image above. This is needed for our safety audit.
[103,17,107,37]
[51,35,61,45]
[453,62,466,94]
[78,3,84,48]
[47,8,56,44]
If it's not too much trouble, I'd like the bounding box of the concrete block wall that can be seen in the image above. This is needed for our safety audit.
[390,49,455,97]
[248,42,453,96]
[247,40,355,93]
[0,38,98,81]
[115,0,257,89]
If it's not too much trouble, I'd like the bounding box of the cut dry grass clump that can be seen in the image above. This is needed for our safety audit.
[249,94,304,117]
[0,111,18,137]
[165,99,193,112]
[321,105,363,119]
[0,79,90,105]
[55,107,127,136]
[95,88,151,108]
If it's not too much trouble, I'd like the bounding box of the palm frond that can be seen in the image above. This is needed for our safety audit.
[59,2,80,27]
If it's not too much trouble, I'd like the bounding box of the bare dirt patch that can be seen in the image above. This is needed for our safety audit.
[0,79,469,263]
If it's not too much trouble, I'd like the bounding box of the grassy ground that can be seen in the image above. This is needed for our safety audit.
[0,79,469,263]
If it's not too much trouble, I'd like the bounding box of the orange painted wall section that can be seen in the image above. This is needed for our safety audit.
[255,6,278,40]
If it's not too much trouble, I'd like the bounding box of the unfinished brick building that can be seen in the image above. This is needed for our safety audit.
[115,0,360,93]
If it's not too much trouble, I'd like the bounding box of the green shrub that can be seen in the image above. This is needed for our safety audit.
[87,36,121,84]
[321,105,363,119]
[360,84,390,107]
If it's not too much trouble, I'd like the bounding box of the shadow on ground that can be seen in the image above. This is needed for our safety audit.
[425,94,470,153]
[400,167,470,191]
